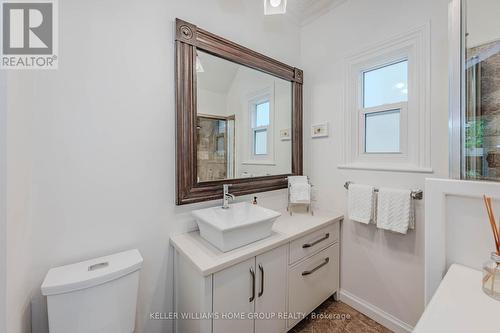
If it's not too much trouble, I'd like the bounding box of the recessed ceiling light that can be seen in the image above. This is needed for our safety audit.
[270,0,281,7]
[264,0,287,15]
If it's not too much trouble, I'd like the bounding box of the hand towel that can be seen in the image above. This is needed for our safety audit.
[288,176,308,185]
[289,182,311,204]
[348,184,375,224]
[376,188,415,234]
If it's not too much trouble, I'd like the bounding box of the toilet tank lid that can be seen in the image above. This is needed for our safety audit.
[41,249,143,296]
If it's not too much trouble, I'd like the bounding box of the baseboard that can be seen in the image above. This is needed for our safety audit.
[339,289,414,333]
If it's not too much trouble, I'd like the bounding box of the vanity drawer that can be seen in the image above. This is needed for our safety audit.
[289,223,338,265]
[288,243,339,329]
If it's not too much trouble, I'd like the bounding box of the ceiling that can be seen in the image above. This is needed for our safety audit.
[197,51,239,94]
[197,0,350,92]
[286,0,347,25]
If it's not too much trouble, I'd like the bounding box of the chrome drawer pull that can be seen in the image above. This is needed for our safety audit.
[301,257,330,276]
[302,233,330,249]
[258,264,264,297]
[249,268,255,302]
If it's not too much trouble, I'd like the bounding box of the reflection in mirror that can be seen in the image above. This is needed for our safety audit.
[197,115,235,181]
[196,50,292,182]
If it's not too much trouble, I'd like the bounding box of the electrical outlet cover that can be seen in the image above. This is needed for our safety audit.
[311,122,329,138]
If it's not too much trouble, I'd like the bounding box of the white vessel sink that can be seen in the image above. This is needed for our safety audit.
[192,202,281,252]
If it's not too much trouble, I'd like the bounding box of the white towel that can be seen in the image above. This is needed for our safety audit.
[288,176,308,185]
[289,182,311,204]
[348,184,375,224]
[376,188,415,234]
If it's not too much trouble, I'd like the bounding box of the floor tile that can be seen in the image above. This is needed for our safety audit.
[292,298,393,333]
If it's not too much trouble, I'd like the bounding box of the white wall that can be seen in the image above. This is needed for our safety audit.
[6,65,34,333]
[425,178,500,303]
[466,0,500,47]
[197,89,229,118]
[0,71,7,333]
[300,0,450,328]
[446,195,498,270]
[5,1,300,332]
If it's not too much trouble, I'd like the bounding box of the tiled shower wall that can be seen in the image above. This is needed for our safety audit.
[467,40,500,179]
[197,117,227,181]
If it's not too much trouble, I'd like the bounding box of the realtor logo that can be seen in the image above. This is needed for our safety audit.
[1,0,58,69]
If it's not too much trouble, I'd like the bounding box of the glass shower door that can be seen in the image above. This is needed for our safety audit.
[463,0,500,180]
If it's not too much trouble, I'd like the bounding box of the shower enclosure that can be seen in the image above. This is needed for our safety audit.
[196,115,235,182]
[450,0,500,181]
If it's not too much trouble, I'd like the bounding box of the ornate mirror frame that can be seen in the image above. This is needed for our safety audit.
[175,18,303,205]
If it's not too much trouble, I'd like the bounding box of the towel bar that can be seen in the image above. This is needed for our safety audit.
[344,181,423,200]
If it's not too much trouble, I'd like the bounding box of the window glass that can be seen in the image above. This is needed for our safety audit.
[254,129,267,155]
[216,137,225,154]
[365,109,401,153]
[363,60,408,108]
[255,101,270,127]
[216,120,226,134]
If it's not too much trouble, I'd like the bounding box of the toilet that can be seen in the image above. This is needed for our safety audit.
[41,249,143,333]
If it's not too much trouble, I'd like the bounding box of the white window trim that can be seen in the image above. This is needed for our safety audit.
[243,86,276,165]
[339,24,432,173]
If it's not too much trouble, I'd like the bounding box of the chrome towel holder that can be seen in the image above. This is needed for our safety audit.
[344,181,423,200]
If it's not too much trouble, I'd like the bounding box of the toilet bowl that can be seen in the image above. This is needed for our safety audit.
[41,249,143,333]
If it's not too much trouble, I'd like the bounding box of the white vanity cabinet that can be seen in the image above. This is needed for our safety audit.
[171,211,342,333]
[254,246,288,332]
[213,245,288,333]
[212,257,256,333]
[288,242,339,328]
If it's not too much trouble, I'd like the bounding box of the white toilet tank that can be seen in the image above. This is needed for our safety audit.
[41,249,143,333]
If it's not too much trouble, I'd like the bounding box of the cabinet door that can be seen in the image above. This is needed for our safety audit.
[213,257,255,333]
[255,245,288,333]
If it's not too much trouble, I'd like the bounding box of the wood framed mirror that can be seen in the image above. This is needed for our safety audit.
[175,18,303,205]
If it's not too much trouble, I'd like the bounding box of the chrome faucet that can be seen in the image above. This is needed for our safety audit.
[222,184,235,209]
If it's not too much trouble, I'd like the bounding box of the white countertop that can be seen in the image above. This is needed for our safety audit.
[170,209,343,276]
[414,264,500,333]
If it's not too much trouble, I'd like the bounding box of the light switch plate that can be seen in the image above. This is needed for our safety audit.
[311,122,329,138]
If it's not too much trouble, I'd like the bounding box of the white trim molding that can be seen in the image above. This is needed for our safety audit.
[448,0,465,179]
[340,24,431,173]
[339,289,413,333]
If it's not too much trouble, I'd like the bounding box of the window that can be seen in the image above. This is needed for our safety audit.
[254,129,267,155]
[341,25,431,172]
[252,100,270,156]
[365,109,401,153]
[362,60,407,154]
[363,60,408,108]
[244,87,276,165]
